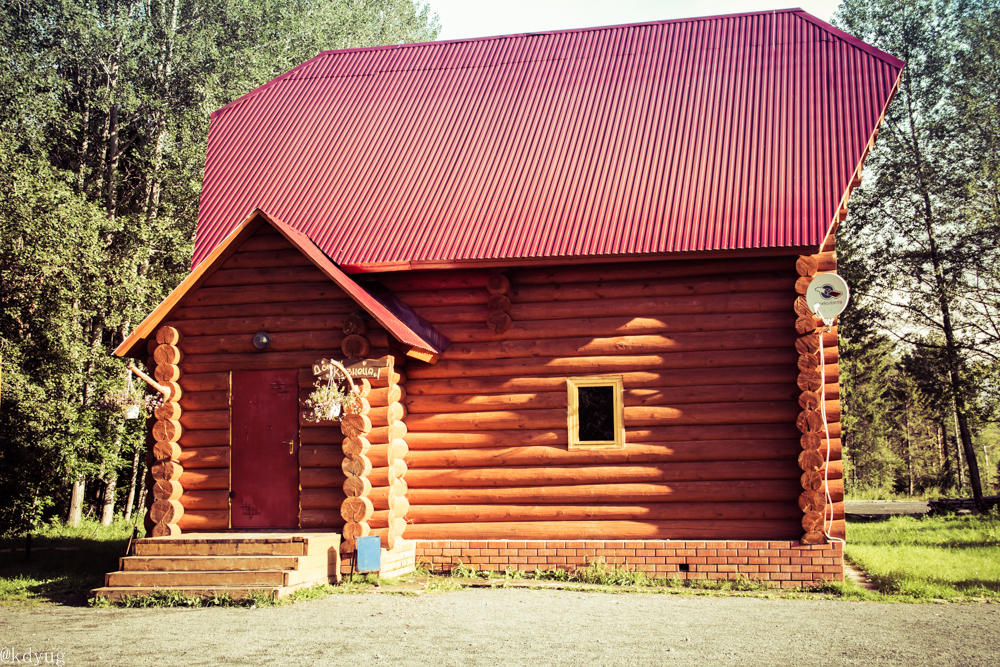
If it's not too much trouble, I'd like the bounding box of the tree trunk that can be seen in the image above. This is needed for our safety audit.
[953,408,966,490]
[123,446,141,522]
[68,477,85,527]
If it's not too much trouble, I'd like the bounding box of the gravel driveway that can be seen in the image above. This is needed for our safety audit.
[3,589,998,666]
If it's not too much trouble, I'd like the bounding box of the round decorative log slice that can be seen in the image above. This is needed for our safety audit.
[342,435,372,457]
[798,390,821,410]
[342,334,371,359]
[798,449,825,471]
[795,315,819,334]
[151,460,184,482]
[150,499,185,524]
[341,453,373,478]
[151,522,181,537]
[162,381,183,402]
[796,410,825,434]
[798,490,825,512]
[154,344,183,365]
[487,310,513,333]
[153,419,183,442]
[793,296,812,318]
[797,353,820,372]
[152,441,183,462]
[486,273,511,295]
[155,402,183,421]
[796,255,818,277]
[340,413,372,438]
[797,370,823,392]
[800,530,826,545]
[342,521,371,541]
[153,480,183,501]
[340,496,374,523]
[794,275,813,295]
[155,326,183,346]
[800,470,824,492]
[154,363,181,383]
[487,294,512,312]
[800,432,823,449]
[801,511,824,532]
[795,333,820,355]
[343,475,373,498]
[343,314,369,336]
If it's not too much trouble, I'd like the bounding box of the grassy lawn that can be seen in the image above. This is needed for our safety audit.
[846,512,1000,600]
[0,519,136,606]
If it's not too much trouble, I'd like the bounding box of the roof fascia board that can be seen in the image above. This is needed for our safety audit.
[113,211,267,358]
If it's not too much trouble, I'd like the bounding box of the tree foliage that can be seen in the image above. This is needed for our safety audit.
[0,0,438,536]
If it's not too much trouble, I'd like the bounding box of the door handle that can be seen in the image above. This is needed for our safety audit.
[283,440,295,454]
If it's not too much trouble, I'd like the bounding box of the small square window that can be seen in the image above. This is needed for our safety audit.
[567,376,624,449]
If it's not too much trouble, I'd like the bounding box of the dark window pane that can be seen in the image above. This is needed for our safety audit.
[578,385,614,441]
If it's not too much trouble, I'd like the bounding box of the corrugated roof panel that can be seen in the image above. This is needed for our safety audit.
[192,9,904,270]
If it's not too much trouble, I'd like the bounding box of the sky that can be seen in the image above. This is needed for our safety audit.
[424,1,843,42]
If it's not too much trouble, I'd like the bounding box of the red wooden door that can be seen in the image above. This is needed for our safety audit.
[231,370,300,528]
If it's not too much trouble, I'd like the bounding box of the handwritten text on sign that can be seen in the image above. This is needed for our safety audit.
[312,357,391,381]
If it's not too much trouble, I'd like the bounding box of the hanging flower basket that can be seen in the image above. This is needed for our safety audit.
[99,370,163,420]
[302,360,361,423]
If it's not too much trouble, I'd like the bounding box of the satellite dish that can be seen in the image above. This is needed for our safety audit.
[805,273,850,322]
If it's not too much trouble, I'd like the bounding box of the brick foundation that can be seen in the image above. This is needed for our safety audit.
[414,540,843,588]
[340,539,417,578]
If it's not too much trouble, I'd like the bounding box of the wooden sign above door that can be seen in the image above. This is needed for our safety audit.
[313,357,392,381]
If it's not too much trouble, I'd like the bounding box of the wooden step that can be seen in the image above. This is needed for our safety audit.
[120,555,302,572]
[106,570,288,588]
[133,535,307,557]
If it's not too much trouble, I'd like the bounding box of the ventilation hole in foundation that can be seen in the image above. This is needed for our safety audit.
[678,563,690,572]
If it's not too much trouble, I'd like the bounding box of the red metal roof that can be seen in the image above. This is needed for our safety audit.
[193,9,903,271]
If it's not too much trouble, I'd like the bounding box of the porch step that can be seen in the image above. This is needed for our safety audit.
[92,532,341,601]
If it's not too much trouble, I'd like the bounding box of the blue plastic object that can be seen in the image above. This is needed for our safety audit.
[356,536,382,573]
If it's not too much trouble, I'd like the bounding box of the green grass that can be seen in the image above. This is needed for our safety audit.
[0,518,138,606]
[845,512,1000,600]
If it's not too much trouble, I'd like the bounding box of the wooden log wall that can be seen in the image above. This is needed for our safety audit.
[150,223,397,533]
[793,247,846,544]
[376,255,845,542]
[149,325,185,537]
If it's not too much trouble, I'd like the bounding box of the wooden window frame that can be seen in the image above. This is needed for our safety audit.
[566,375,625,450]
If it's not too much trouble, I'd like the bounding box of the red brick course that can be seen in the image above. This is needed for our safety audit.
[414,540,843,587]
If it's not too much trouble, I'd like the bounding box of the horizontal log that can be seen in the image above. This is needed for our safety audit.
[178,489,230,511]
[236,232,292,252]
[367,403,405,428]
[202,265,327,287]
[368,439,408,467]
[299,428,343,446]
[341,496,374,523]
[390,496,410,517]
[301,488,348,510]
[300,509,346,529]
[367,423,407,444]
[176,510,229,531]
[367,483,398,509]
[406,460,800,488]
[182,351,366,375]
[405,440,799,467]
[179,430,230,448]
[152,420,182,443]
[342,521,370,541]
[405,402,801,432]
[150,499,184,524]
[516,257,797,286]
[343,476,372,499]
[341,414,372,439]
[224,248,315,269]
[487,273,511,295]
[405,367,799,396]
[341,453,372,478]
[300,445,344,468]
[794,330,838,354]
[185,282,351,308]
[442,328,800,362]
[370,460,407,487]
[177,446,229,469]
[178,372,229,392]
[179,468,229,490]
[179,390,230,412]
[179,330,391,356]
[151,523,180,537]
[437,312,798,344]
[414,291,797,325]
[796,255,818,277]
[406,501,802,524]
[406,348,798,380]
[367,385,403,406]
[300,467,347,489]
[826,519,846,541]
[403,520,801,541]
[167,313,353,338]
[179,410,229,430]
[154,364,181,383]
[408,479,803,505]
[170,299,355,322]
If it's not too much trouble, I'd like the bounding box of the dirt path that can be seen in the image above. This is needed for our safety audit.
[3,590,998,666]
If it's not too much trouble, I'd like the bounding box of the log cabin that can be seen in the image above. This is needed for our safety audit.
[95,9,903,598]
